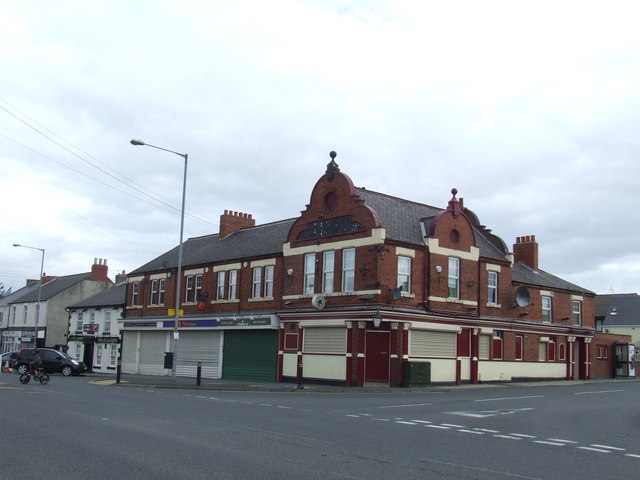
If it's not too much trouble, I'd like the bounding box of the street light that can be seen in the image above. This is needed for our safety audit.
[13,243,45,346]
[130,139,188,377]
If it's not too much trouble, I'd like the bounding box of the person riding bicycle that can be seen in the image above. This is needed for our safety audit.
[30,348,43,378]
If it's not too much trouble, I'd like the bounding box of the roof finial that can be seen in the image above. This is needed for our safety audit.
[447,187,461,217]
[326,150,340,181]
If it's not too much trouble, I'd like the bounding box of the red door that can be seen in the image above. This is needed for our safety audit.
[365,331,390,383]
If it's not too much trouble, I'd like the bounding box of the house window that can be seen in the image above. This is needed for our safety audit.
[131,282,140,305]
[76,312,83,332]
[109,345,118,367]
[104,311,111,333]
[75,343,82,359]
[322,251,334,293]
[150,279,158,304]
[542,296,552,323]
[264,265,274,298]
[195,275,202,300]
[96,347,102,366]
[304,253,316,294]
[217,271,225,300]
[11,306,16,325]
[184,275,194,302]
[228,270,237,300]
[397,256,411,292]
[342,248,355,292]
[492,331,503,360]
[448,257,460,299]
[158,279,165,304]
[487,271,498,304]
[90,312,95,323]
[596,345,609,360]
[252,267,262,298]
[515,335,524,361]
[572,300,582,325]
[23,305,28,325]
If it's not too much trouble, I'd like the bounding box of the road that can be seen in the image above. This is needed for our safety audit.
[1,375,638,479]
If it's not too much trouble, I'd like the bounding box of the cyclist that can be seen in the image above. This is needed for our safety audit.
[30,348,43,379]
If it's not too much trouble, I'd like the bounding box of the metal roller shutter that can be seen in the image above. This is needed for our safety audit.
[139,331,169,375]
[222,330,278,382]
[121,331,139,374]
[175,331,222,378]
[410,330,456,357]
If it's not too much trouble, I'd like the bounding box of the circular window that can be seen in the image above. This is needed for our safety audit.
[324,192,337,210]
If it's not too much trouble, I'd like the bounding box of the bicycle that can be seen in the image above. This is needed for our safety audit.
[19,368,50,385]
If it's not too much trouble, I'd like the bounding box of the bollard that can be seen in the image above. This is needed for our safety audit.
[196,361,202,386]
[116,360,121,384]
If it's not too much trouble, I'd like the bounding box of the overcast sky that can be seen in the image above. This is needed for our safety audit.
[1,0,639,296]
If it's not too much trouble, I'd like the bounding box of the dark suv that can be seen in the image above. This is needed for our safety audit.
[15,348,86,376]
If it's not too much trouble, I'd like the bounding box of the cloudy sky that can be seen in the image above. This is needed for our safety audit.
[1,0,639,296]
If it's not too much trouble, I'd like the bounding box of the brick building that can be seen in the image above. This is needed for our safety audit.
[121,153,601,385]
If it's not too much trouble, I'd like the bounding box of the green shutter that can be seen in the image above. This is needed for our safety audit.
[222,330,278,382]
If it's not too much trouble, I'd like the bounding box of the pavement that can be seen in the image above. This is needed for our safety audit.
[83,372,640,393]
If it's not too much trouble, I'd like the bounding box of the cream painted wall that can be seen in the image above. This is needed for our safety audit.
[478,361,566,382]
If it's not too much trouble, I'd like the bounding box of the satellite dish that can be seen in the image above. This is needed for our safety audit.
[515,286,531,307]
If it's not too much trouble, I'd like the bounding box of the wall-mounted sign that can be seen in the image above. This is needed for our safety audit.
[297,215,363,241]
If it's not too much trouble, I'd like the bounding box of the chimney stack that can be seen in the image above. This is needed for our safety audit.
[90,258,110,282]
[115,270,127,284]
[513,235,539,270]
[219,210,256,237]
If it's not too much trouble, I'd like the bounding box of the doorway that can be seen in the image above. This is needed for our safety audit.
[365,330,390,383]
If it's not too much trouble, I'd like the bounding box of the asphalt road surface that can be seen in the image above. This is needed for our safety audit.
[1,374,638,480]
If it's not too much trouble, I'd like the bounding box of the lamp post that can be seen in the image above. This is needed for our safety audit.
[13,244,45,346]
[130,139,187,377]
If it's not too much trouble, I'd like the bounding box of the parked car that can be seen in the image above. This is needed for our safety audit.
[14,348,86,376]
[1,351,19,370]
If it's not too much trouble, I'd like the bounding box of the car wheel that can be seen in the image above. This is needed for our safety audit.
[17,364,28,375]
[61,366,73,376]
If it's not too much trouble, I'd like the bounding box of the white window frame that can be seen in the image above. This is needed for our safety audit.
[448,257,460,299]
[264,265,274,298]
[542,296,552,323]
[217,271,226,300]
[397,256,411,292]
[572,300,582,325]
[96,346,102,366]
[158,279,165,304]
[104,311,112,333]
[342,248,355,292]
[252,267,262,298]
[109,345,118,367]
[195,274,202,300]
[304,253,316,294]
[131,282,140,305]
[487,271,498,304]
[150,279,158,304]
[228,270,237,300]
[23,305,28,325]
[76,312,83,332]
[322,251,335,293]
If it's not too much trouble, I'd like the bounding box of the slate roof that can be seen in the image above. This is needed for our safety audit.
[355,188,440,244]
[512,262,594,295]
[130,218,297,275]
[0,281,40,307]
[8,272,94,303]
[595,293,640,326]
[68,282,126,309]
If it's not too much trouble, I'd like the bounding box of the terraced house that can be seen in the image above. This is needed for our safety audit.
[121,152,608,386]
